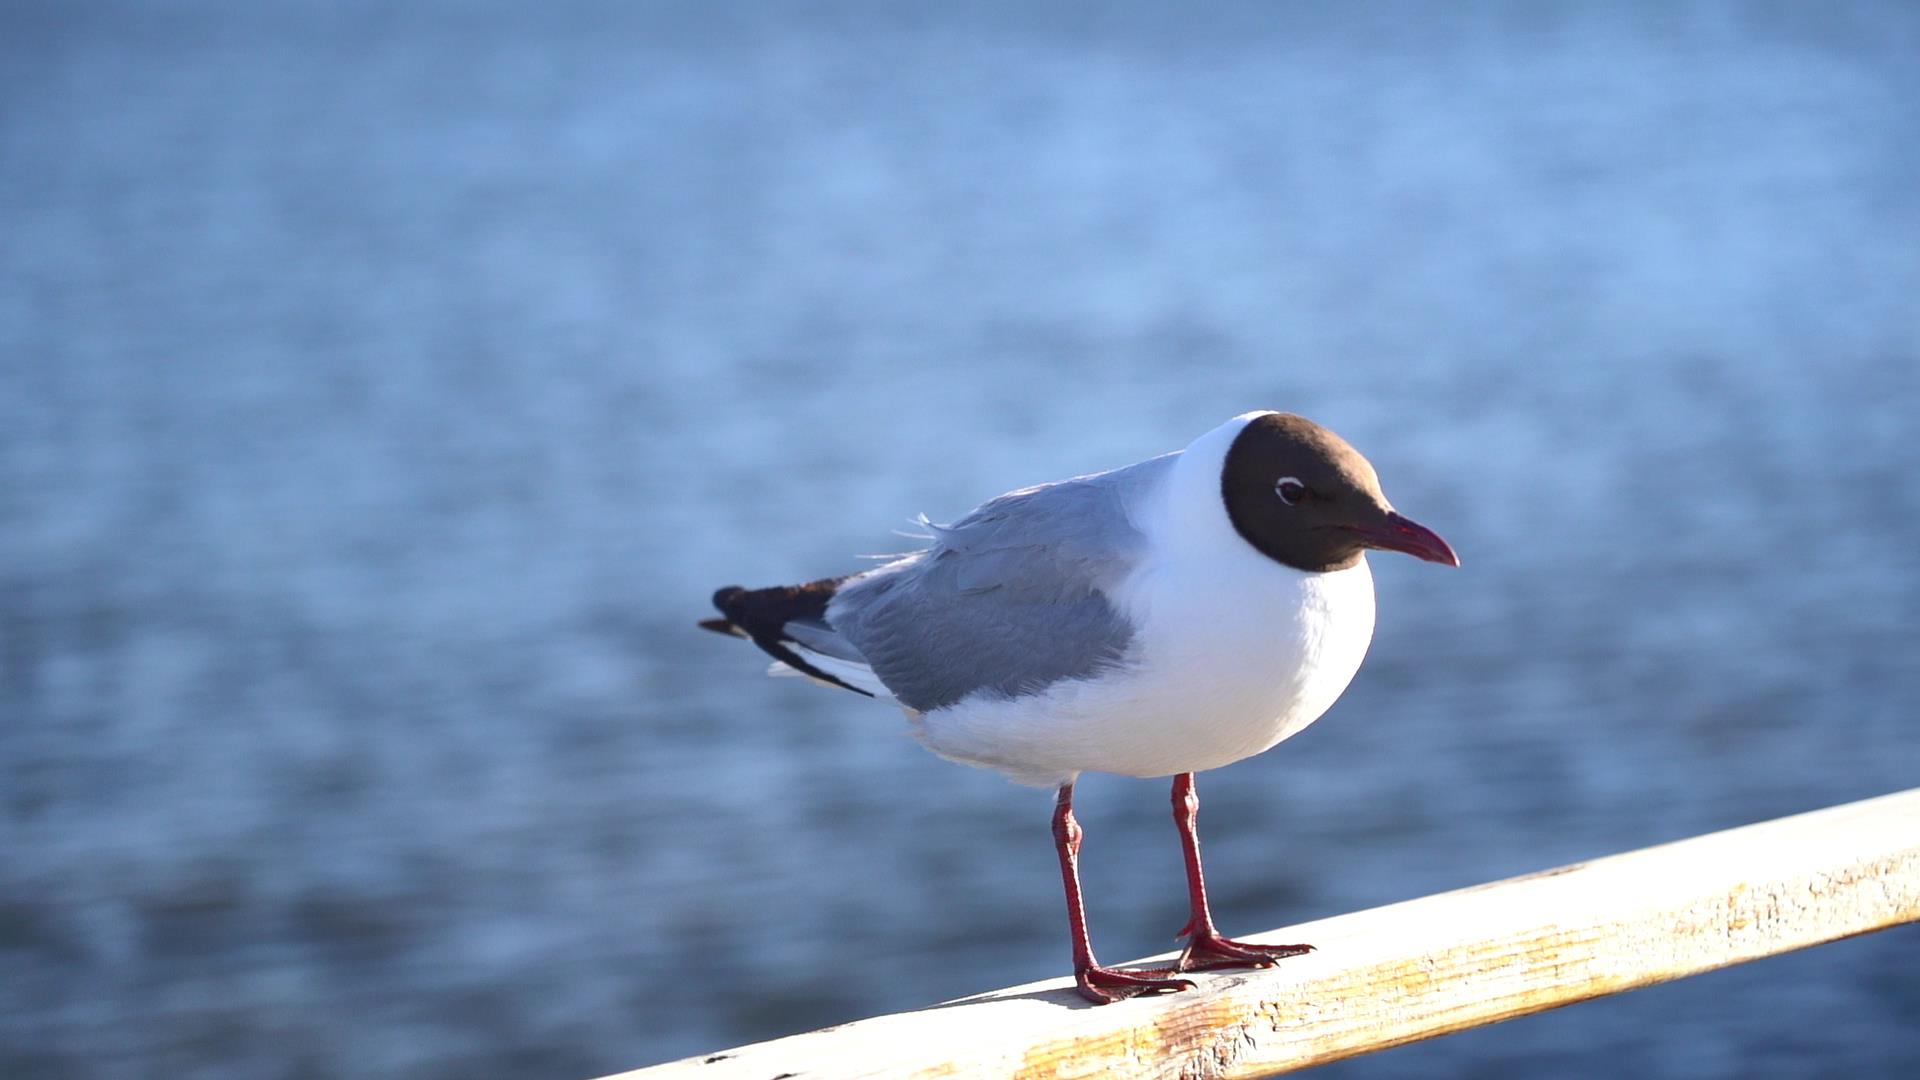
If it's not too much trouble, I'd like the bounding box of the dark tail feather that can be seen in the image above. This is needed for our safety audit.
[700,578,874,697]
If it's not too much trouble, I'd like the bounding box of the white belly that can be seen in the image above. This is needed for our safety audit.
[914,556,1376,787]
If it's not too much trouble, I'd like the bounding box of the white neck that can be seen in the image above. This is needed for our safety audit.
[1140,410,1276,563]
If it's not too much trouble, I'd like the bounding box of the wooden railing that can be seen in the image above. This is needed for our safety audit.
[612,788,1920,1079]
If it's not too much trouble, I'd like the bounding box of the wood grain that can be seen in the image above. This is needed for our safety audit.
[613,788,1920,1079]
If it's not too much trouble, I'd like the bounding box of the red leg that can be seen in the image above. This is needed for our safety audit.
[1170,772,1314,972]
[1053,782,1195,1004]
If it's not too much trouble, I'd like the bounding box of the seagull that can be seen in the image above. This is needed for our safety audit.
[699,412,1457,1004]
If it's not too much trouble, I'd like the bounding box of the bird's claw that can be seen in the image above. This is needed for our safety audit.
[1175,933,1314,973]
[1074,964,1196,1004]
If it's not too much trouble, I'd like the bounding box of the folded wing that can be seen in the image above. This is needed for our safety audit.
[827,455,1170,712]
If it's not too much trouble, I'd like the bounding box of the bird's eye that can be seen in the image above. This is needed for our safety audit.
[1275,477,1307,505]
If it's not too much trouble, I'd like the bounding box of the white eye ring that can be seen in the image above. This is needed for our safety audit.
[1275,477,1306,505]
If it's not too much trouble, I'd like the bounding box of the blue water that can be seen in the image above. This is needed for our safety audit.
[4,2,1917,1077]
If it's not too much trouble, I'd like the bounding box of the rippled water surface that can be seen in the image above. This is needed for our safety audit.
[4,2,1918,1077]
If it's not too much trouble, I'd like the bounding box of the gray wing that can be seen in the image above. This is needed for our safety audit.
[827,453,1175,712]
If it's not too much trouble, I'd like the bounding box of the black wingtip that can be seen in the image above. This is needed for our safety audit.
[700,577,875,698]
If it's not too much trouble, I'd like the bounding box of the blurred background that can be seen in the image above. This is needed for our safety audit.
[4,1,1918,1077]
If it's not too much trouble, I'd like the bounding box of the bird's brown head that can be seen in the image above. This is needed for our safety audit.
[1220,412,1459,573]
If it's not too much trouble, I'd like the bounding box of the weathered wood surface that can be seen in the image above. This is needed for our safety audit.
[615,788,1920,1080]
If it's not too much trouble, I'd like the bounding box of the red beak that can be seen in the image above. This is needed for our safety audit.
[1351,511,1460,567]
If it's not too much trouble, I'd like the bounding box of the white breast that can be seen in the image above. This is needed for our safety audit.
[1121,548,1373,759]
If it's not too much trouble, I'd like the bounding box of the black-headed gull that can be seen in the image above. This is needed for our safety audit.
[701,411,1457,1004]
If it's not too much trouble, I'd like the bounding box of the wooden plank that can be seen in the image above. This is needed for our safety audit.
[614,788,1920,1079]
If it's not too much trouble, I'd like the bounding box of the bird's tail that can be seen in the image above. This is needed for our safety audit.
[699,577,885,698]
